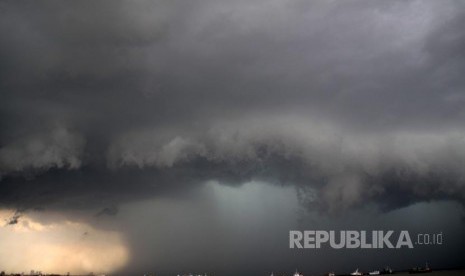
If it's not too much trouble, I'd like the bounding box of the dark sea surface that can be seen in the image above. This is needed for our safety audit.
[392,271,465,276]
[340,271,465,276]
[329,271,465,276]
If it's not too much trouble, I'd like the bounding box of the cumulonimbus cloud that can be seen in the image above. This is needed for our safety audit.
[0,0,464,214]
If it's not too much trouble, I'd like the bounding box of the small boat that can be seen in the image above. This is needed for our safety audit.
[324,272,335,276]
[409,262,432,274]
[294,270,303,276]
[350,269,362,276]
[381,267,393,274]
[369,271,380,275]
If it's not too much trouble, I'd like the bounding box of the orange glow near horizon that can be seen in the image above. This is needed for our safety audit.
[0,210,129,275]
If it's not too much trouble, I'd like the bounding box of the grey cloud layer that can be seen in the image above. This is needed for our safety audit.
[0,127,84,178]
[1,0,465,212]
[107,116,465,212]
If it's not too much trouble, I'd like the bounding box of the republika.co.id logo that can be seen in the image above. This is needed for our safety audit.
[289,230,443,249]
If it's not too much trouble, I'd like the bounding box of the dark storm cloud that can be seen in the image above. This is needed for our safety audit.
[1,0,465,214]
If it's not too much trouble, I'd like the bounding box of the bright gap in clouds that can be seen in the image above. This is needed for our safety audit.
[0,210,129,275]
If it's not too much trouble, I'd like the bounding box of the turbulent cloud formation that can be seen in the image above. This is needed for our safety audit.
[2,1,465,275]
[0,127,84,179]
[1,1,465,212]
[107,116,465,212]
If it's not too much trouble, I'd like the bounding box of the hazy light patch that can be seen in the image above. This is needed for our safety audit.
[0,210,129,275]
[207,180,299,227]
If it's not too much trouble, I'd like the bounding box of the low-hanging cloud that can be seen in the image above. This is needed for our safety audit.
[0,127,85,180]
[106,116,465,213]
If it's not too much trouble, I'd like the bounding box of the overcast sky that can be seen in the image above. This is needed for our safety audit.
[0,1,465,275]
